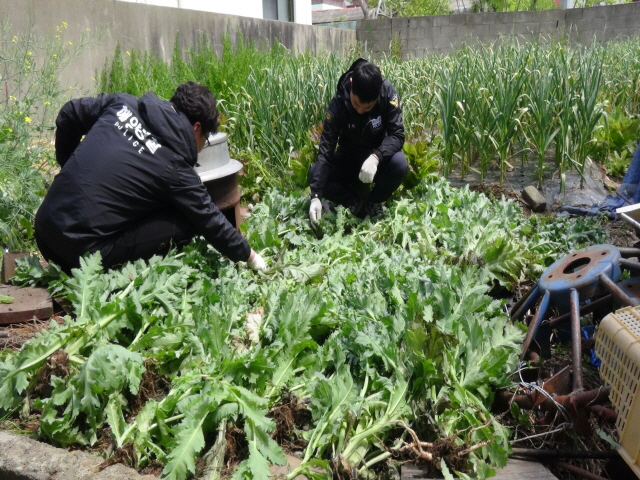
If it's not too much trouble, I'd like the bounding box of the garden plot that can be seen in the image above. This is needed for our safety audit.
[3,24,639,479]
[0,181,609,480]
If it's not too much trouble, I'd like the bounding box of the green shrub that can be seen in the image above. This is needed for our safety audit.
[0,20,93,253]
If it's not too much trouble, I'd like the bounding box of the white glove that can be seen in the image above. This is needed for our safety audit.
[359,154,379,184]
[309,197,322,228]
[247,252,266,271]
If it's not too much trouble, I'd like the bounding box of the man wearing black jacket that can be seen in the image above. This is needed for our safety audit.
[35,82,265,272]
[308,59,407,227]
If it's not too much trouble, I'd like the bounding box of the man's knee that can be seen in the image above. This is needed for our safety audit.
[389,150,408,178]
[377,151,407,183]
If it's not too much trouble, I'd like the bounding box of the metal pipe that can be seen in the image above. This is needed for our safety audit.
[512,448,619,459]
[548,294,612,328]
[617,247,640,258]
[521,290,550,360]
[553,461,609,480]
[512,285,540,322]
[541,386,611,412]
[599,273,637,307]
[586,405,617,424]
[619,258,640,274]
[510,283,537,318]
[570,288,583,392]
[503,386,611,413]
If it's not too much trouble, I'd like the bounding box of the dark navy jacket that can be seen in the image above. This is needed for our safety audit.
[35,92,250,263]
[309,59,405,199]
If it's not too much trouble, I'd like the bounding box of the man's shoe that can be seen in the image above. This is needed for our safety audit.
[345,197,365,218]
[366,201,385,218]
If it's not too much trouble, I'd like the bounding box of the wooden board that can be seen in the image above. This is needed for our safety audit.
[402,458,558,480]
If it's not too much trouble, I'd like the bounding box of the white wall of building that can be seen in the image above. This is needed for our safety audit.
[294,0,312,24]
[311,4,342,10]
[118,0,311,23]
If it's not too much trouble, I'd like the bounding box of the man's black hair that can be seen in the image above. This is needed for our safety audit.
[170,81,219,136]
[350,61,383,104]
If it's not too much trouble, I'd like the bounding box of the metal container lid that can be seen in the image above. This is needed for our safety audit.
[195,132,242,182]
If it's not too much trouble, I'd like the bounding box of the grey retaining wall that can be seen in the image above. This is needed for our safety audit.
[1,0,355,95]
[357,2,640,59]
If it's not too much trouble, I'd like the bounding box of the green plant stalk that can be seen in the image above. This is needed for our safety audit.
[285,375,354,480]
[1,311,121,386]
[340,380,408,465]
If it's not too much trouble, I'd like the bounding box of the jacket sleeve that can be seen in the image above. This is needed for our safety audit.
[165,157,251,263]
[372,82,404,162]
[309,96,344,199]
[55,93,118,167]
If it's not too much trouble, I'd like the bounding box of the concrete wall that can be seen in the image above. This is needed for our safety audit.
[357,3,640,58]
[1,0,355,94]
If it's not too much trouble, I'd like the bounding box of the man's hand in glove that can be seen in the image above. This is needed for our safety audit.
[359,154,379,184]
[309,197,322,228]
[247,249,266,271]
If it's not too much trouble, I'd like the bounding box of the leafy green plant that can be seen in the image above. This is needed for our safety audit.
[605,149,632,178]
[288,142,318,190]
[0,20,94,254]
[591,106,640,167]
[2,179,607,480]
[402,140,440,189]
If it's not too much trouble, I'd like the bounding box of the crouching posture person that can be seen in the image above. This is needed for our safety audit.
[308,58,407,227]
[35,82,265,272]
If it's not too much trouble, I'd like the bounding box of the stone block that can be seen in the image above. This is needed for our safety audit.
[439,25,459,38]
[513,11,535,24]
[416,37,434,50]
[623,14,639,29]
[579,29,603,44]
[392,17,410,29]
[522,185,547,213]
[373,18,392,30]
[605,3,635,17]
[1,252,29,284]
[537,9,565,23]
[372,32,392,47]
[565,8,584,22]
[514,21,541,35]
[433,15,451,26]
[355,31,372,42]
[0,430,159,480]
[424,26,441,38]
[496,11,515,24]
[413,27,428,39]
[466,13,484,25]
[472,24,491,38]
[580,5,605,20]
[450,14,467,25]
[587,17,606,31]
[415,16,435,28]
[433,36,454,51]
[481,12,495,24]
[0,284,53,324]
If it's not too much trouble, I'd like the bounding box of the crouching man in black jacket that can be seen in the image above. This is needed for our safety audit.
[308,59,407,227]
[35,82,265,272]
